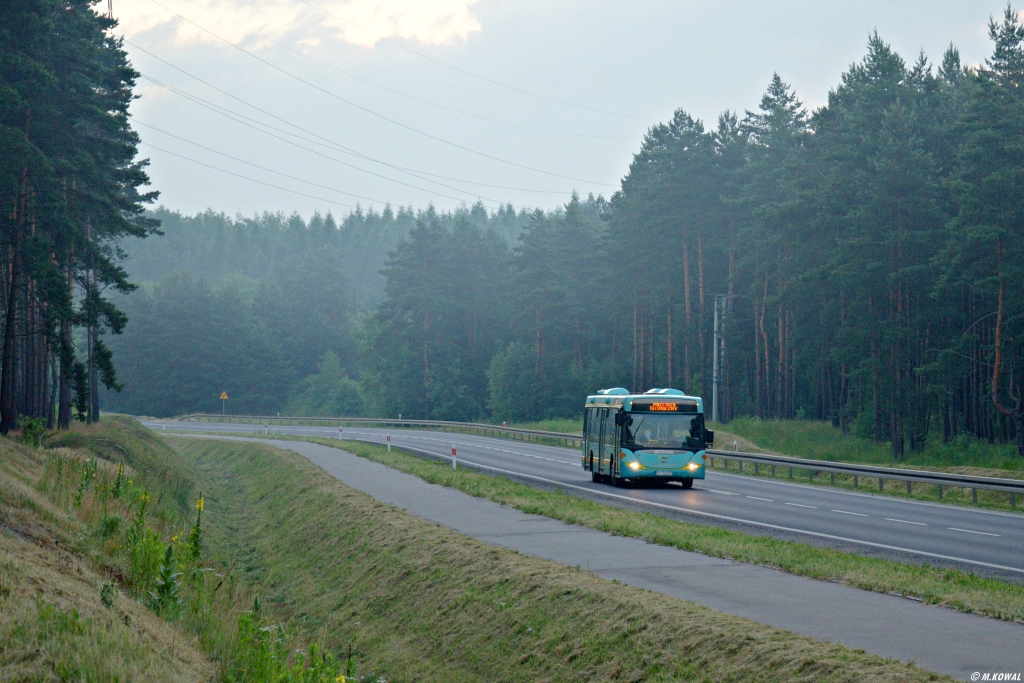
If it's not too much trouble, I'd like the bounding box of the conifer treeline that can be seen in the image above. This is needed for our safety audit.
[0,0,156,432]
[364,12,1024,458]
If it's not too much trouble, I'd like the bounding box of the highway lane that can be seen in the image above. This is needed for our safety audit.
[145,421,1024,576]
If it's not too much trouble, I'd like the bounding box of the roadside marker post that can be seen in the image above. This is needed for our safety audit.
[264,423,268,435]
[338,426,343,440]
[452,445,457,470]
[387,433,391,452]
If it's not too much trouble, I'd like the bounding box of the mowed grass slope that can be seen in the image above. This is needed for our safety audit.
[0,426,214,681]
[170,436,951,682]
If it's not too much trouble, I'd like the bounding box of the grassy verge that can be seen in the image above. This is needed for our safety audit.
[716,417,1024,473]
[166,435,952,682]
[261,435,1024,624]
[0,417,375,682]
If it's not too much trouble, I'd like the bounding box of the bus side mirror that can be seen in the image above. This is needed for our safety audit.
[705,429,715,446]
[615,412,626,426]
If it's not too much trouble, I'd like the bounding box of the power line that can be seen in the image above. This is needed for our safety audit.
[140,141,358,209]
[146,0,618,187]
[297,0,657,122]
[139,73,511,207]
[135,119,392,206]
[177,0,637,141]
[127,42,577,197]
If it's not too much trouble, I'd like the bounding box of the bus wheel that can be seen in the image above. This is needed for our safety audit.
[591,471,602,484]
[680,479,694,489]
[612,477,625,488]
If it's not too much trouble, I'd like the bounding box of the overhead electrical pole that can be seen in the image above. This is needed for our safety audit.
[712,295,726,423]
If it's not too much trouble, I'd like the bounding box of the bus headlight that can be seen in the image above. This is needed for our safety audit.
[686,463,701,470]
[628,461,641,471]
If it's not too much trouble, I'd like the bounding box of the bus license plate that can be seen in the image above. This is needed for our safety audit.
[655,470,672,477]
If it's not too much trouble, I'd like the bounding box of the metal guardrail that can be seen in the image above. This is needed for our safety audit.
[173,414,1022,508]
[174,414,583,448]
[705,449,1022,507]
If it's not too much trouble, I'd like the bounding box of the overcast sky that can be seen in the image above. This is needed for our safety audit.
[120,0,1001,219]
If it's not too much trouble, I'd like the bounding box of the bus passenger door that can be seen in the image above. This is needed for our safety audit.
[602,410,618,478]
[585,408,599,472]
[597,408,610,475]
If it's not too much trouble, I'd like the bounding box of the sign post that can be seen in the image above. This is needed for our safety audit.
[219,391,229,415]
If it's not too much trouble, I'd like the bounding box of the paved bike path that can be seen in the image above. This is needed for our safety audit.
[185,435,1024,681]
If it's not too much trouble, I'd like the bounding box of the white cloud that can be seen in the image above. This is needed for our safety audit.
[117,0,482,48]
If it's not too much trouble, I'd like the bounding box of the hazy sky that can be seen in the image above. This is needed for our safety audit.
[120,0,1001,219]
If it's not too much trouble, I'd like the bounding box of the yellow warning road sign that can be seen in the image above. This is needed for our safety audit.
[219,391,229,400]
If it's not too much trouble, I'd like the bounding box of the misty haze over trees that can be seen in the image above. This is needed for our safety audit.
[5,2,1024,460]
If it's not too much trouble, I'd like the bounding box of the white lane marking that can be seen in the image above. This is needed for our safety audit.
[885,518,927,526]
[831,510,868,517]
[703,469,1024,521]
[784,502,817,509]
[705,488,739,496]
[746,496,774,502]
[948,527,1001,537]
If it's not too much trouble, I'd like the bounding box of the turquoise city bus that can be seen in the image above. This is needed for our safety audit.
[582,388,714,488]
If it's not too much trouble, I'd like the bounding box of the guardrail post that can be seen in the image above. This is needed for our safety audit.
[830,472,835,486]
[754,462,759,475]
[853,475,858,488]
[972,488,977,504]
[937,484,942,499]
[907,481,912,495]
[878,478,884,492]
[771,464,775,477]
[809,469,814,482]
[1012,492,1016,508]
[789,467,793,480]
[738,461,743,472]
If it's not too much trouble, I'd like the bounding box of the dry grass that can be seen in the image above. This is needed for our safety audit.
[0,435,214,682]
[168,436,952,683]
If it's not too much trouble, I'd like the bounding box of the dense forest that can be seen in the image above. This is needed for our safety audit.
[360,12,1024,459]
[0,0,156,433]
[104,203,533,415]
[7,1,1023,460]
[115,10,1024,459]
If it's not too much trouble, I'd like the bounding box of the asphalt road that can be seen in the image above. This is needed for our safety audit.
[145,421,1024,578]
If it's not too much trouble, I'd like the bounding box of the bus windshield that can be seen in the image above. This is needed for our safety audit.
[622,413,705,451]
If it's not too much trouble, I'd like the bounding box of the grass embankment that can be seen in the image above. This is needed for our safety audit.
[167,436,951,682]
[1,417,372,682]
[0,420,212,680]
[708,418,1024,511]
[272,435,1024,625]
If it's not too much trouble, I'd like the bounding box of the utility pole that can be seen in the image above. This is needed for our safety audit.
[712,295,725,423]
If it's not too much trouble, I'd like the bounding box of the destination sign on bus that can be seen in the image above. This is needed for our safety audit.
[631,400,698,413]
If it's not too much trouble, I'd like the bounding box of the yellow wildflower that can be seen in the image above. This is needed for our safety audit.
[196,497,204,513]
[140,493,149,503]
[171,535,178,543]
[335,676,347,683]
